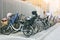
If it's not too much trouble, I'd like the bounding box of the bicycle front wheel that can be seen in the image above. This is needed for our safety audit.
[23,26,33,37]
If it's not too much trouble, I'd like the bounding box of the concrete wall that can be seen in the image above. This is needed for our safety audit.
[2,0,36,17]
[0,0,3,19]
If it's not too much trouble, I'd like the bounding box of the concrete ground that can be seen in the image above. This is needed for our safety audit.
[0,23,60,40]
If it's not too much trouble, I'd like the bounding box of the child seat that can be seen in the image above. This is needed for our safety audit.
[10,13,19,24]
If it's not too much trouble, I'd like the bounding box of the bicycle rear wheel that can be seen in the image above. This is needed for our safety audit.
[1,25,12,35]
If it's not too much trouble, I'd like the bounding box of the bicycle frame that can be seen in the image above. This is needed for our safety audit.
[7,13,20,31]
